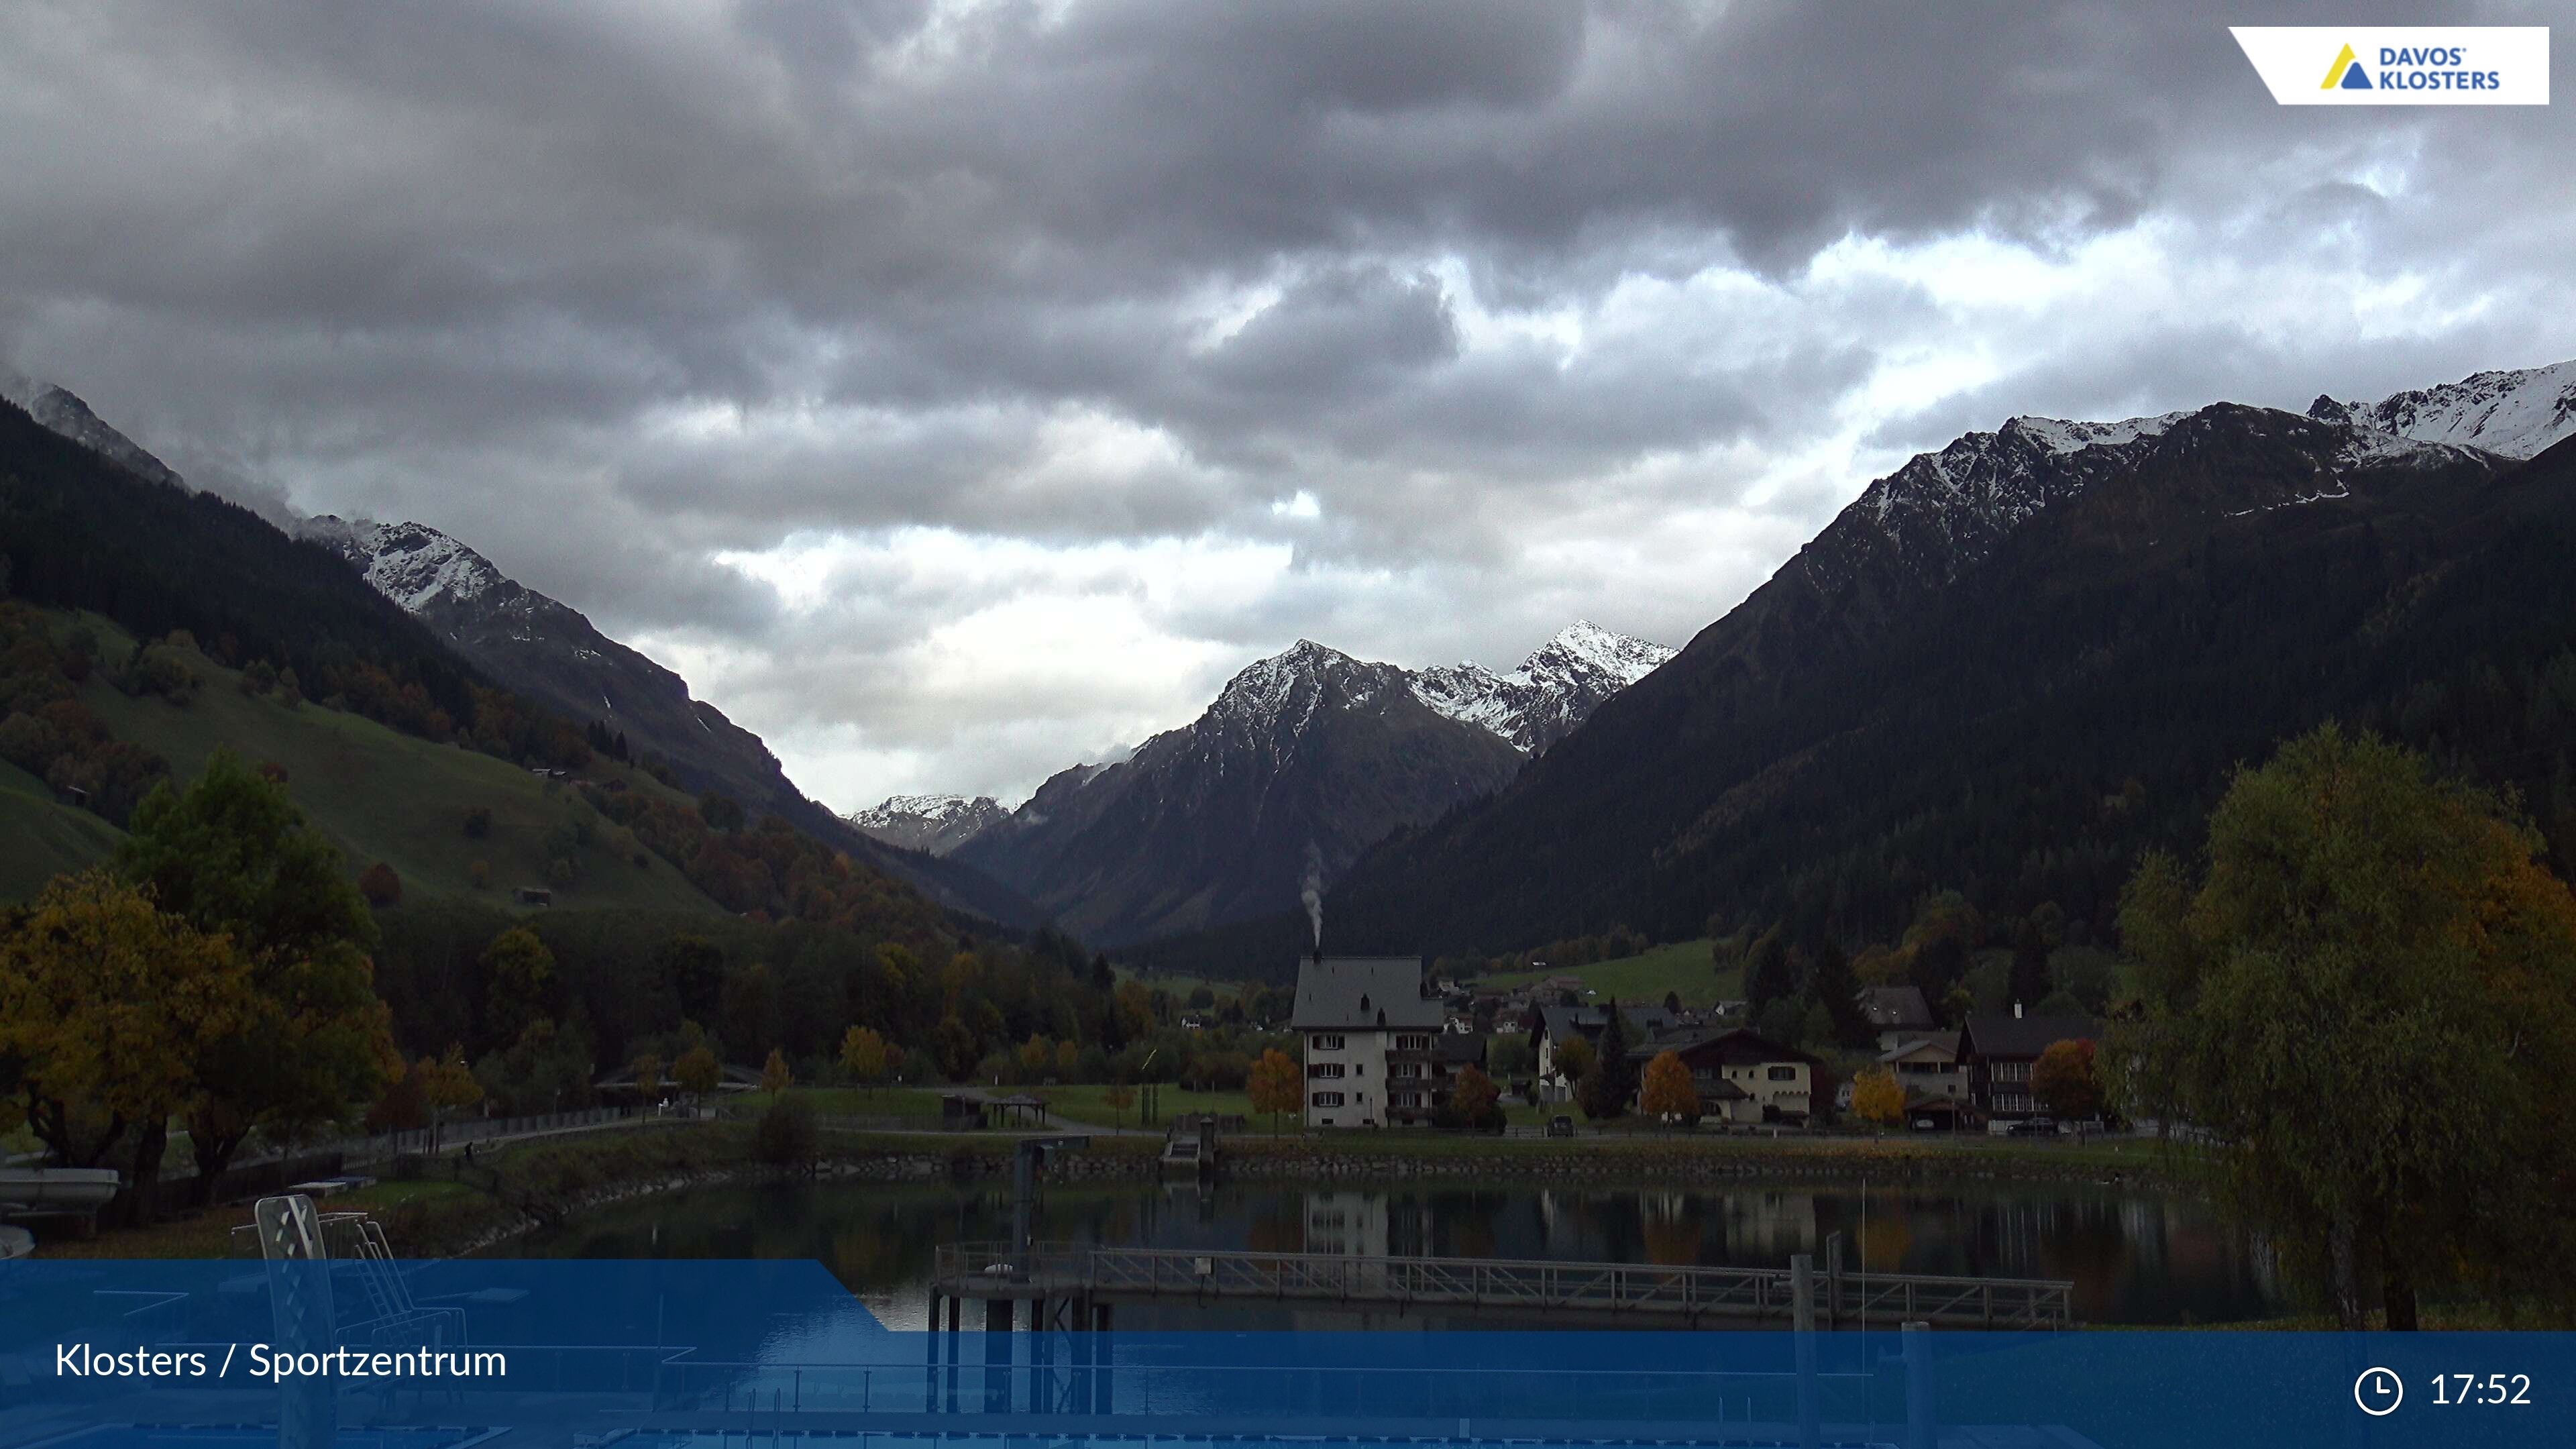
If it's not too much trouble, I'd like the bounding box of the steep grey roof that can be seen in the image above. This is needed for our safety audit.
[1292,955,1441,1030]
[1879,1030,1962,1063]
[1960,1012,2098,1060]
[1625,1026,1821,1067]
[1438,1033,1487,1065]
[1862,986,1934,1029]
[1536,1002,1676,1044]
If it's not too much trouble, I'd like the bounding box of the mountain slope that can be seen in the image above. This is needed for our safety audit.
[1409,621,1676,753]
[849,793,1012,855]
[955,640,1527,945]
[298,515,1038,926]
[1310,362,2576,963]
[2312,358,2576,460]
[0,372,186,490]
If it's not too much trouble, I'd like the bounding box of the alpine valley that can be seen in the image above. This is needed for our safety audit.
[867,623,1677,947]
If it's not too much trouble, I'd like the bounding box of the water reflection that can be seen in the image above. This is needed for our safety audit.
[493,1176,2282,1327]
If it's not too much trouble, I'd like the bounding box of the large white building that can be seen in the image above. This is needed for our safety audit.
[1291,955,1446,1128]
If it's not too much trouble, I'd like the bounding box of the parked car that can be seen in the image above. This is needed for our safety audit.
[2004,1116,2057,1138]
[1546,1115,1576,1138]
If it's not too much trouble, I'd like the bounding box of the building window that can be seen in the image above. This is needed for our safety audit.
[1311,1091,1346,1108]
[1307,1063,1346,1079]
[1311,1034,1344,1051]
[1391,1063,1423,1079]
[1766,1065,1798,1082]
[1393,1034,1431,1052]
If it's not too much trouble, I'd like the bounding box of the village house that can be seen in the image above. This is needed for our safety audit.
[1292,954,1445,1128]
[1624,1026,1823,1124]
[1861,985,1938,1051]
[1959,1007,2099,1122]
[1530,1001,1680,1101]
[1879,1030,1966,1101]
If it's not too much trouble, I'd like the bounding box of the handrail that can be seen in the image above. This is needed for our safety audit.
[932,1240,2073,1328]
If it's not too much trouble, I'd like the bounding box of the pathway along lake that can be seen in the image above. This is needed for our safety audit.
[490,1176,2285,1328]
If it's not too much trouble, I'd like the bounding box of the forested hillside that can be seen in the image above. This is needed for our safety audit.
[1142,413,2576,981]
[1333,413,2576,955]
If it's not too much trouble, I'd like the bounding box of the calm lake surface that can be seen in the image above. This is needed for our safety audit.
[491,1175,2284,1328]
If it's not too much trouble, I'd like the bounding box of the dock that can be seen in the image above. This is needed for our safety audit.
[930,1240,2074,1331]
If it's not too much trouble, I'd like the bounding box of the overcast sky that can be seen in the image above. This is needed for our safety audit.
[5,1,2571,811]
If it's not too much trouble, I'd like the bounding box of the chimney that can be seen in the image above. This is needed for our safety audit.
[2012,1000,2023,1020]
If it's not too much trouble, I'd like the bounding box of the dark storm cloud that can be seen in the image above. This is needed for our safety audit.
[3,0,2571,802]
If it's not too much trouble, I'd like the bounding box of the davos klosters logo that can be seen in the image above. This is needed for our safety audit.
[2233,27,2548,105]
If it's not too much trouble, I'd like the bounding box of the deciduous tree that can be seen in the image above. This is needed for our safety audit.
[1640,1050,1698,1124]
[0,872,252,1218]
[1851,1065,1906,1131]
[2029,1039,2101,1121]
[2113,725,2576,1328]
[1246,1047,1300,1135]
[115,749,394,1205]
[839,1026,890,1091]
[673,1044,722,1112]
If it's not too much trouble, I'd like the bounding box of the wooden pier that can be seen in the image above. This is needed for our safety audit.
[930,1240,2074,1331]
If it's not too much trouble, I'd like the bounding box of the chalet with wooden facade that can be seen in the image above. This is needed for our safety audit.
[1958,1008,2098,1121]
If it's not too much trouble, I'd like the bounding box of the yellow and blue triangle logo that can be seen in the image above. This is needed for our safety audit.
[2320,43,2373,90]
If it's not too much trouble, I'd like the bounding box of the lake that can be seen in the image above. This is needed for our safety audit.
[491,1175,2284,1328]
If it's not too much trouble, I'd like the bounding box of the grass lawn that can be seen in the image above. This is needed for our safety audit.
[56,614,725,914]
[1114,964,1247,1002]
[721,1085,950,1121]
[0,754,127,902]
[1031,1083,1263,1130]
[1480,938,1741,1008]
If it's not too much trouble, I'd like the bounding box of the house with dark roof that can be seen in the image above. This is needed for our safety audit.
[1624,1026,1824,1124]
[1959,1008,2098,1121]
[1530,1001,1680,1101]
[1879,1029,1965,1103]
[1291,955,1444,1128]
[1861,986,1937,1050]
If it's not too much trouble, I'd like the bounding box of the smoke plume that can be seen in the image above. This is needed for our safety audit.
[1300,841,1324,950]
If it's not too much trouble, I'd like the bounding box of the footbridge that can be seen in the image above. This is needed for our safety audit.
[931,1240,2074,1331]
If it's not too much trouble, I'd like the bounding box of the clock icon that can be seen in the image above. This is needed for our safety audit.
[2355,1366,2404,1417]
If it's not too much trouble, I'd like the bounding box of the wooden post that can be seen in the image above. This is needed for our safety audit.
[1825,1232,1843,1330]
[1902,1320,1934,1449]
[1792,1252,1819,1449]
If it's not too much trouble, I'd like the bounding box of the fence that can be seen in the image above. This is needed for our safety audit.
[935,1240,2074,1330]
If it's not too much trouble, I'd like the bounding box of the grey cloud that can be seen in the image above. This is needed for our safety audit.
[5,0,2574,802]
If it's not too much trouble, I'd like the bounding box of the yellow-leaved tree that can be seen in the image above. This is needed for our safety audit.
[0,871,254,1220]
[839,1026,890,1092]
[1640,1049,1699,1124]
[1245,1047,1300,1136]
[1851,1065,1905,1130]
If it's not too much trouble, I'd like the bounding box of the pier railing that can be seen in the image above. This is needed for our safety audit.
[933,1241,2072,1329]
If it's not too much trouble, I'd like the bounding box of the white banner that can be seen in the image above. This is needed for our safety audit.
[2231,26,2549,105]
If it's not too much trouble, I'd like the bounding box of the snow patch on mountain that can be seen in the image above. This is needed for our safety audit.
[1410,621,1675,755]
[847,792,1012,855]
[2311,359,2576,460]
[298,516,505,612]
[2,371,186,490]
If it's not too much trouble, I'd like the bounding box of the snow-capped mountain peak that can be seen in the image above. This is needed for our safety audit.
[847,793,1011,856]
[298,516,505,613]
[2309,358,2576,460]
[1409,621,1676,755]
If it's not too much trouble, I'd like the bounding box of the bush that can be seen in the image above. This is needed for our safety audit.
[755,1097,818,1170]
[358,861,403,908]
[464,805,492,839]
